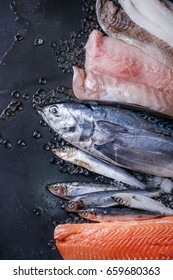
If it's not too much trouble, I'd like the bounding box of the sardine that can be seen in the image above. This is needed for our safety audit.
[111,193,173,215]
[96,0,173,70]
[38,102,173,177]
[52,147,144,188]
[62,189,160,212]
[47,182,127,200]
[78,207,163,222]
[118,0,173,48]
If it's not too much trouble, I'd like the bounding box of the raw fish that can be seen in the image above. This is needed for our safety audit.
[85,30,173,93]
[54,217,173,259]
[78,207,163,222]
[96,0,173,70]
[52,147,144,188]
[38,102,173,177]
[118,0,173,48]
[73,66,173,117]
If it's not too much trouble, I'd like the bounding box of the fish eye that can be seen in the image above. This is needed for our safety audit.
[49,106,59,116]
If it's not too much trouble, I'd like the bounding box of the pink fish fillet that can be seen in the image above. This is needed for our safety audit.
[85,30,173,93]
[73,66,173,117]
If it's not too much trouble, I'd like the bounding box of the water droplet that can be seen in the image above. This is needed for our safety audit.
[51,42,57,49]
[43,144,50,151]
[39,120,47,127]
[33,131,41,139]
[22,93,30,100]
[15,34,24,41]
[47,240,56,250]
[17,140,27,147]
[11,90,20,98]
[53,220,59,228]
[33,207,42,216]
[4,140,13,149]
[34,38,44,46]
[39,77,47,85]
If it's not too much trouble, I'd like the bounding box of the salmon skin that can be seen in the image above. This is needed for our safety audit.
[38,101,173,177]
[54,217,173,260]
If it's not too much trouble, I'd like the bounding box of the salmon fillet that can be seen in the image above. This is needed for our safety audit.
[73,66,173,117]
[54,217,173,260]
[85,30,173,93]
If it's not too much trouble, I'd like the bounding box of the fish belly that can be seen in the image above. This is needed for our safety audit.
[54,217,173,260]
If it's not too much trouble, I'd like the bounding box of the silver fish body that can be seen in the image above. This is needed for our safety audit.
[96,0,173,70]
[38,102,173,177]
[62,189,160,212]
[52,147,144,188]
[78,207,163,222]
[47,182,128,200]
[111,193,173,215]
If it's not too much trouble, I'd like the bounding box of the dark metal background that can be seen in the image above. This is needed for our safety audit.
[0,0,91,260]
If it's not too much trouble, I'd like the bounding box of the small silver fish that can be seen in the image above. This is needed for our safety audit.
[47,182,126,200]
[63,189,160,212]
[78,207,163,222]
[52,146,144,188]
[111,193,173,215]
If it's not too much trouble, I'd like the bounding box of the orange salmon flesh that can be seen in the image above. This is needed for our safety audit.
[54,217,173,260]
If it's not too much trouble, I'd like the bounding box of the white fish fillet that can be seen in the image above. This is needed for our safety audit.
[118,0,173,47]
[73,66,173,117]
[85,30,173,93]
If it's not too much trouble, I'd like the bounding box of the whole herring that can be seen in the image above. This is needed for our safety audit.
[52,146,144,188]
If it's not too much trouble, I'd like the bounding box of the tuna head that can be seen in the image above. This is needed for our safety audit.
[38,102,94,143]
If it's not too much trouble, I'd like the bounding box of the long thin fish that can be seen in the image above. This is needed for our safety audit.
[96,0,173,70]
[52,147,144,188]
[38,102,173,177]
[78,207,163,222]
[73,66,173,117]
[112,193,173,215]
[47,182,127,200]
[63,189,160,212]
[54,217,173,260]
[118,0,173,48]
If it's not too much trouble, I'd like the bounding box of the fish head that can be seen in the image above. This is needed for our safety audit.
[78,208,97,220]
[37,103,78,137]
[48,184,67,198]
[52,146,78,161]
[63,201,79,212]
[111,193,130,206]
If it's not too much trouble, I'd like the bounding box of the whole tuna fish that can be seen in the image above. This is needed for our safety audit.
[38,102,173,177]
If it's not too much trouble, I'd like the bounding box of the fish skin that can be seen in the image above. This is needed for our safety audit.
[73,66,173,117]
[62,189,160,212]
[85,30,173,93]
[47,182,127,200]
[96,0,173,70]
[77,207,163,222]
[52,147,144,189]
[118,0,173,48]
[54,217,173,259]
[111,193,173,215]
[38,102,173,177]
